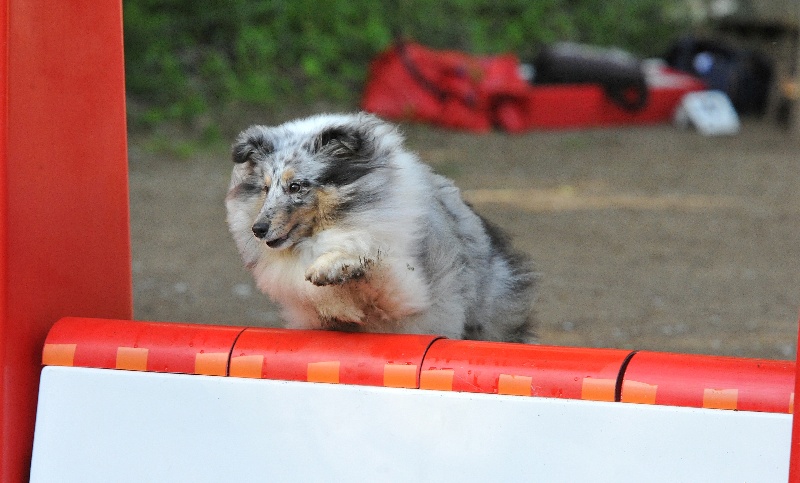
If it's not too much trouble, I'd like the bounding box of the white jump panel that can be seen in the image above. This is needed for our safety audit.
[31,366,790,482]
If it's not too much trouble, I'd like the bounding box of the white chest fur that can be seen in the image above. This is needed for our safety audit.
[250,232,430,330]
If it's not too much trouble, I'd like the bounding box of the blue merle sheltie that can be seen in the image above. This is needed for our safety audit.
[225,113,537,342]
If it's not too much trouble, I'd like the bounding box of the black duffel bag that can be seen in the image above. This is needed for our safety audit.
[533,42,649,112]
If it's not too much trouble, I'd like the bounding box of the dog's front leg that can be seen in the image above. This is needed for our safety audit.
[305,251,376,286]
[304,230,381,286]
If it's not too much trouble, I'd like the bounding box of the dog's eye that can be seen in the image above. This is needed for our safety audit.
[288,182,301,194]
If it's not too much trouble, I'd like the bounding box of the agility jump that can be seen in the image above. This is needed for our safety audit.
[3,1,800,481]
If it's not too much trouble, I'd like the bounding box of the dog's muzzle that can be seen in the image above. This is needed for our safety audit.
[253,221,292,249]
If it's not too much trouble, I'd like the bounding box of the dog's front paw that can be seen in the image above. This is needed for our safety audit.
[305,252,374,286]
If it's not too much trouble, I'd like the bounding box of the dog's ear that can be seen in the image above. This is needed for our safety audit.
[314,126,364,159]
[232,131,273,164]
[315,125,379,186]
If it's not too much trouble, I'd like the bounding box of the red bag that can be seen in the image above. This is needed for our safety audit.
[361,41,529,132]
[363,40,706,132]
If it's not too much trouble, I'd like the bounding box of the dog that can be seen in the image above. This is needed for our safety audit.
[225,113,537,342]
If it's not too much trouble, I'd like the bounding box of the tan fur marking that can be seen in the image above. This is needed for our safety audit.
[263,175,272,188]
[284,202,316,240]
[314,187,342,233]
[281,168,296,186]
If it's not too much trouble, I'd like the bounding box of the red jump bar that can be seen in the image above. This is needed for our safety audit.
[42,317,795,415]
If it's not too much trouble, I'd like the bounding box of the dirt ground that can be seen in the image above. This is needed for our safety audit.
[129,117,800,360]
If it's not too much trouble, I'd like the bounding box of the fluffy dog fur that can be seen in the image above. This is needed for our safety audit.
[225,113,537,342]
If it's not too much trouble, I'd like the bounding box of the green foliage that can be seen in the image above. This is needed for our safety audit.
[123,0,691,131]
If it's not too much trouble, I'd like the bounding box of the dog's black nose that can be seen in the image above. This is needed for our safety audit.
[252,222,270,239]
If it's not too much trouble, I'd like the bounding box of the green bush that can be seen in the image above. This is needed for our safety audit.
[123,0,692,131]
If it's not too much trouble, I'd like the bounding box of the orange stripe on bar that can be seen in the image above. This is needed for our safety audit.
[384,364,417,388]
[307,361,340,384]
[703,388,738,410]
[115,347,148,371]
[790,393,795,414]
[42,343,77,366]
[621,380,658,405]
[419,369,454,391]
[497,374,532,396]
[194,352,228,376]
[581,378,616,402]
[229,355,264,379]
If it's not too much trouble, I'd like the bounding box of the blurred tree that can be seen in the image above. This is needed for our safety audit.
[123,0,693,131]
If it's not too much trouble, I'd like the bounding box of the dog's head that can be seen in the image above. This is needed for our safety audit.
[225,113,398,256]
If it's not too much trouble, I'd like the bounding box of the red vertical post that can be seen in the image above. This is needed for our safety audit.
[0,1,132,480]
[0,0,8,476]
[790,315,800,481]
